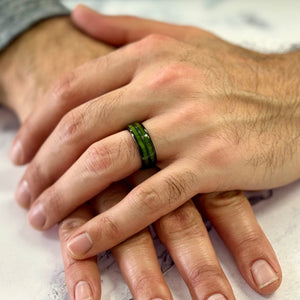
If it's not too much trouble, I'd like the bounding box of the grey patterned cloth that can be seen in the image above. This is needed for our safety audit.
[0,0,69,50]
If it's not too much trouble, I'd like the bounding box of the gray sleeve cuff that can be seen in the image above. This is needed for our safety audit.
[0,0,70,50]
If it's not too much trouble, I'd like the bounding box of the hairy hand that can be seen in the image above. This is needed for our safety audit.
[0,16,113,121]
[10,5,300,256]
[12,6,300,226]
[60,168,281,299]
[3,7,286,299]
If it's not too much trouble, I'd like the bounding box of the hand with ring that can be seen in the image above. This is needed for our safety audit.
[8,5,299,298]
[60,168,281,299]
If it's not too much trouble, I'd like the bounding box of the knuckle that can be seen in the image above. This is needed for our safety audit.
[133,274,152,294]
[39,186,64,229]
[59,217,85,238]
[146,63,190,92]
[24,162,43,195]
[46,186,64,212]
[50,71,76,106]
[131,185,162,213]
[93,182,130,212]
[158,202,205,241]
[142,33,173,48]
[200,136,236,171]
[133,33,174,58]
[187,264,223,289]
[101,215,122,241]
[25,161,57,199]
[57,108,85,143]
[203,190,244,209]
[84,143,114,175]
[133,273,162,295]
[125,229,151,247]
[237,231,263,255]
[164,173,188,203]
[63,259,78,276]
[133,172,195,216]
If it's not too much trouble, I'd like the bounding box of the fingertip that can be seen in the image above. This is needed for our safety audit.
[10,139,25,165]
[71,4,107,44]
[27,202,47,230]
[58,208,100,300]
[67,232,93,260]
[72,4,87,19]
[73,3,95,14]
[72,4,101,26]
[15,179,31,209]
[74,281,93,300]
[251,259,282,295]
[66,264,101,300]
[68,271,101,300]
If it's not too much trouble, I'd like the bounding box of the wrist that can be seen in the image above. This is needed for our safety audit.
[260,51,300,106]
[0,16,113,122]
[260,51,300,178]
[0,17,72,116]
[222,47,300,181]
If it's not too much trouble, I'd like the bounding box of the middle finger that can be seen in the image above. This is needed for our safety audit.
[129,169,235,300]
[16,85,150,209]
[92,181,172,300]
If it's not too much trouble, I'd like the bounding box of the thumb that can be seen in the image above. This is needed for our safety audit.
[71,4,204,46]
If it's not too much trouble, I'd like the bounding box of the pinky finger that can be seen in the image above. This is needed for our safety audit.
[59,204,101,300]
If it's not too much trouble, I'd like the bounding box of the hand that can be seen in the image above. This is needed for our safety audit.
[3,8,282,298]
[60,168,281,299]
[0,16,174,299]
[0,16,113,122]
[59,180,173,300]
[12,6,299,236]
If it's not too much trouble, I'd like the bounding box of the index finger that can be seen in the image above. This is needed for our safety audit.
[10,43,136,165]
[64,160,201,259]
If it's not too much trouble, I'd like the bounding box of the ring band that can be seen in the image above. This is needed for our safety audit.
[127,122,157,169]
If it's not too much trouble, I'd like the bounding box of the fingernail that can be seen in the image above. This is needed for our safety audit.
[10,140,24,164]
[152,298,164,300]
[207,294,227,300]
[251,259,279,289]
[75,281,93,300]
[28,203,46,229]
[15,180,31,208]
[67,232,93,258]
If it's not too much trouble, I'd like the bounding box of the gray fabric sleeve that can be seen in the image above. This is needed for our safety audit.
[0,0,70,51]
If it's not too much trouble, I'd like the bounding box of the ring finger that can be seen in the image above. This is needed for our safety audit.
[59,183,172,300]
[128,169,235,300]
[91,181,172,300]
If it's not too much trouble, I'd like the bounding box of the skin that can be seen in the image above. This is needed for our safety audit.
[0,7,284,299]
[8,5,299,256]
